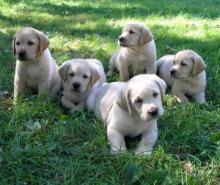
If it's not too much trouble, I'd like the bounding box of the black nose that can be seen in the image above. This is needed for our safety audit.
[18,51,26,59]
[148,107,158,116]
[73,82,80,89]
[119,37,125,42]
[170,69,176,75]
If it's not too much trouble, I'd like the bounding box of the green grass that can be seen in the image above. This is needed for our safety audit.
[0,0,220,184]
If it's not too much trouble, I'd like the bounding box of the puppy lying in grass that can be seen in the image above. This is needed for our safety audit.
[59,59,106,113]
[87,74,166,155]
[107,22,157,81]
[157,50,206,104]
[13,27,61,102]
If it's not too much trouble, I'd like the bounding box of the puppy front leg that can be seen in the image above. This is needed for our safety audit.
[119,63,129,81]
[135,129,158,155]
[146,62,157,74]
[194,91,206,104]
[61,96,78,113]
[14,77,25,103]
[107,54,117,77]
[38,81,50,100]
[107,128,126,155]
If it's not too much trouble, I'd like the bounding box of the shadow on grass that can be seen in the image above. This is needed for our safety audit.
[0,31,15,91]
[5,0,220,19]
[0,14,121,40]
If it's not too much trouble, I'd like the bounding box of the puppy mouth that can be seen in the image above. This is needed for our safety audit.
[17,54,34,62]
[71,88,81,92]
[171,75,186,80]
[140,116,155,122]
[17,55,29,62]
[118,40,132,47]
[73,101,79,105]
[141,111,162,122]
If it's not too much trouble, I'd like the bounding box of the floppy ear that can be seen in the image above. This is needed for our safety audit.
[12,35,16,55]
[154,77,167,102]
[192,54,206,76]
[139,26,153,45]
[35,30,49,54]
[59,62,70,82]
[90,67,100,86]
[116,87,133,116]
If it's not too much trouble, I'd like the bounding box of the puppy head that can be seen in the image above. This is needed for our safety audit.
[117,74,166,122]
[12,27,49,62]
[118,22,153,48]
[170,50,206,79]
[59,59,100,93]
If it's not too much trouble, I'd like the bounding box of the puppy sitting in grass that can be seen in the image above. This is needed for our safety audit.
[59,59,106,113]
[157,50,206,104]
[107,22,157,81]
[87,74,166,155]
[13,27,61,102]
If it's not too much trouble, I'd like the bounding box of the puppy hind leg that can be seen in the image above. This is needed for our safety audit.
[171,86,189,103]
[107,128,127,155]
[173,92,189,103]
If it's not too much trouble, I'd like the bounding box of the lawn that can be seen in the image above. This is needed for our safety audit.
[0,0,220,184]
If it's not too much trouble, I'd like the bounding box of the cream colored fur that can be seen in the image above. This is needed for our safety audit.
[107,22,157,81]
[13,27,61,102]
[157,50,206,103]
[59,59,106,113]
[87,74,166,155]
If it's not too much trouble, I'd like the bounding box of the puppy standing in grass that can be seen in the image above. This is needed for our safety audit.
[13,27,61,102]
[157,50,206,103]
[107,22,157,81]
[87,74,166,155]
[59,59,106,113]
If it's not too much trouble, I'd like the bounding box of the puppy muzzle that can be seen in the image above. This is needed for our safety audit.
[17,51,28,61]
[71,82,81,92]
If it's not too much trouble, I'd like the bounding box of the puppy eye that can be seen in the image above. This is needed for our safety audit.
[129,30,135,34]
[16,41,20,45]
[28,41,34,46]
[83,74,88,79]
[69,72,75,77]
[181,61,187,66]
[135,98,143,104]
[153,92,158,97]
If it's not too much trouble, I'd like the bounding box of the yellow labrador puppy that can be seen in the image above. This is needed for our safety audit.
[59,59,106,113]
[107,22,157,81]
[87,74,166,155]
[13,27,61,101]
[157,50,206,103]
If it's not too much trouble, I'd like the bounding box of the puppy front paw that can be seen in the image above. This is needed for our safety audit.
[111,148,126,155]
[69,106,82,114]
[135,149,152,156]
